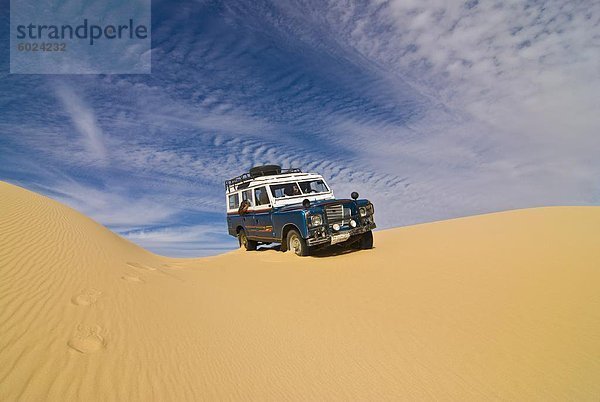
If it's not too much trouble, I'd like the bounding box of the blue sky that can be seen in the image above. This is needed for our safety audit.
[1,0,599,256]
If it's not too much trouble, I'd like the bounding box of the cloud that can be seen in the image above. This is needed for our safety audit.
[322,0,600,144]
[122,224,238,257]
[53,82,108,164]
[35,180,179,228]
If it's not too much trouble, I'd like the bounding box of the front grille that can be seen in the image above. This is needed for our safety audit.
[325,205,344,223]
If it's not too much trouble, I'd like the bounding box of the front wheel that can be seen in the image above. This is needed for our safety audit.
[286,229,310,256]
[358,230,374,249]
[239,229,257,251]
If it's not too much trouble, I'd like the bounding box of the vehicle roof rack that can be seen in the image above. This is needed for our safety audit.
[225,167,302,192]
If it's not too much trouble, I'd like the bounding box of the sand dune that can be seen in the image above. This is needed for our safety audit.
[1,180,599,400]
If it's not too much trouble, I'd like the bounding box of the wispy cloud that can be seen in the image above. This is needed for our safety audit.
[122,224,237,257]
[319,0,600,152]
[39,180,178,228]
[53,83,108,164]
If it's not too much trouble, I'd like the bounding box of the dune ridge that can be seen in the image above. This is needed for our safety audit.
[1,180,599,400]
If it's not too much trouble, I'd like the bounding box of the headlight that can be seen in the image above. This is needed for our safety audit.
[366,203,374,215]
[310,214,323,226]
[359,207,367,217]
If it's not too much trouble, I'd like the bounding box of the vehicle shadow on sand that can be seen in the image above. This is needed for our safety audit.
[256,243,367,258]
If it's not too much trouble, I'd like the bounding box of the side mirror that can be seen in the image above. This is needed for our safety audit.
[302,199,311,209]
[351,191,359,200]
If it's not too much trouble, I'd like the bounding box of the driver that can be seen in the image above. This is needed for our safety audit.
[284,184,302,196]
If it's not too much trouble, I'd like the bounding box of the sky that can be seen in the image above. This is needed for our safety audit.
[1,0,599,256]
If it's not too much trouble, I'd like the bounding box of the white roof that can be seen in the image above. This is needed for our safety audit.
[226,172,324,194]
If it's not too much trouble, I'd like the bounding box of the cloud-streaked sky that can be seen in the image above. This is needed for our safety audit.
[1,0,599,256]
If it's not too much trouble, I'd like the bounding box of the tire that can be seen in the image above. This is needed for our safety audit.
[239,229,257,251]
[350,236,362,250]
[286,229,309,256]
[249,165,281,178]
[358,230,374,249]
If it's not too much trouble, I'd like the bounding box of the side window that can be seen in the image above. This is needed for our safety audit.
[228,193,239,210]
[254,186,270,206]
[270,184,287,199]
[242,189,253,206]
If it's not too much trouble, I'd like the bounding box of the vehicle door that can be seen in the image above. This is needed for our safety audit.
[248,186,274,240]
[226,192,241,236]
[235,189,253,236]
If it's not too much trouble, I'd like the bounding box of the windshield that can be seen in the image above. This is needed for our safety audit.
[298,179,329,194]
[270,180,329,199]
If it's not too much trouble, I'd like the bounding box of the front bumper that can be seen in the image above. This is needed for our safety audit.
[307,221,376,246]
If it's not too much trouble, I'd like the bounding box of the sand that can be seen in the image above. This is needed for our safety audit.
[1,180,599,401]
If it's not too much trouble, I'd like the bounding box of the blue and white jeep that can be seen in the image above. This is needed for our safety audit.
[225,165,376,256]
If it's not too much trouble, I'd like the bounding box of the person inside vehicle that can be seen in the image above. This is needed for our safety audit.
[284,184,301,197]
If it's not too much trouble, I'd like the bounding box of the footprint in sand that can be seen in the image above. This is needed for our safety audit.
[121,273,145,283]
[161,264,185,270]
[68,324,106,354]
[71,288,102,306]
[126,262,157,271]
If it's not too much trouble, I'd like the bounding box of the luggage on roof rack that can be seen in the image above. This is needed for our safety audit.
[224,166,303,191]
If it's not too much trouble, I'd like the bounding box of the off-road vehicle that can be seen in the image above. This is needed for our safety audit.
[225,165,375,256]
